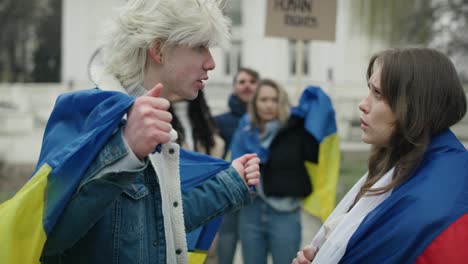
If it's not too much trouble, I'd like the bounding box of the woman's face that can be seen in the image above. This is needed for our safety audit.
[255,85,279,122]
[358,66,396,147]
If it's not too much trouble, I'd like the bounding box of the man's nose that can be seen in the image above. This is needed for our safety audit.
[203,50,215,71]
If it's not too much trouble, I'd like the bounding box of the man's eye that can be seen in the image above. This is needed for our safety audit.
[195,45,206,52]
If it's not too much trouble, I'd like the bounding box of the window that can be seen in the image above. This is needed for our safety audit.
[224,41,242,76]
[289,40,310,76]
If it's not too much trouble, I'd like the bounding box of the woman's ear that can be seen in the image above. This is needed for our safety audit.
[148,41,163,64]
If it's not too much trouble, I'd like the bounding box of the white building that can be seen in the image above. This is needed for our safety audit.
[62,0,386,87]
[62,0,392,142]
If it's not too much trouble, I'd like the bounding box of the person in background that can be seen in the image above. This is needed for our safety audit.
[168,90,225,264]
[293,47,468,264]
[215,67,259,264]
[231,79,324,264]
[32,0,261,263]
[169,90,225,158]
[215,67,259,158]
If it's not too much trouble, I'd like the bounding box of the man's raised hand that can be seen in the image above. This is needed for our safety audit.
[124,83,173,160]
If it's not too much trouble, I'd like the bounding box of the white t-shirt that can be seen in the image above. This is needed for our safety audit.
[172,101,194,150]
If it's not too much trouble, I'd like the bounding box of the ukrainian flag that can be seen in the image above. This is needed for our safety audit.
[292,86,340,223]
[179,149,229,263]
[0,88,229,263]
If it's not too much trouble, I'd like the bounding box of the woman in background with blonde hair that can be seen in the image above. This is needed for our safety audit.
[231,79,322,264]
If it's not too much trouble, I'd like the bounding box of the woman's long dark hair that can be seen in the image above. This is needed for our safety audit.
[354,48,467,203]
[169,90,217,155]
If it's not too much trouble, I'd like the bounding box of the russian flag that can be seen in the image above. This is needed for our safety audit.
[311,130,468,263]
[341,130,468,263]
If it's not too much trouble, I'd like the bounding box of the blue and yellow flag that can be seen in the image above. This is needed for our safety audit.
[291,86,340,223]
[179,149,229,263]
[0,88,229,263]
[229,86,339,223]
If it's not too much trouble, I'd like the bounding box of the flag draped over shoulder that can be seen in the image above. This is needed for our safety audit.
[0,88,230,264]
[230,86,339,222]
[0,89,133,264]
[339,130,468,263]
[291,86,340,223]
[311,130,468,263]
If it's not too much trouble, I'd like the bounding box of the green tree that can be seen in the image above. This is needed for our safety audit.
[32,0,61,82]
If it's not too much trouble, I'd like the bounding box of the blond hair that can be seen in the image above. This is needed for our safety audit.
[248,79,291,131]
[101,0,231,88]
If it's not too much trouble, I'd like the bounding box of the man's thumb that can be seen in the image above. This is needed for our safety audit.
[239,153,257,164]
[146,83,163,97]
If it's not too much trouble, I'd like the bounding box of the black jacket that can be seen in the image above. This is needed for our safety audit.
[262,115,319,198]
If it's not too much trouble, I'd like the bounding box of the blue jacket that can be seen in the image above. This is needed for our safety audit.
[40,123,251,264]
[214,94,247,158]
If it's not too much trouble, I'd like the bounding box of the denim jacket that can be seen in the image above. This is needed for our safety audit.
[40,128,251,264]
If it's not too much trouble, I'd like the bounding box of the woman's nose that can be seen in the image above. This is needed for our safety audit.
[358,96,369,113]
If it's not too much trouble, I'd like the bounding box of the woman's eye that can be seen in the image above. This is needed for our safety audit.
[374,89,382,99]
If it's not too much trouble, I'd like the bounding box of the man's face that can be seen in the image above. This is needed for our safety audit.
[159,45,215,100]
[234,71,258,103]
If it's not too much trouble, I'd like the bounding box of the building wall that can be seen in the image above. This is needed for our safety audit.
[62,0,387,89]
[240,0,389,92]
[61,0,391,139]
[62,0,126,89]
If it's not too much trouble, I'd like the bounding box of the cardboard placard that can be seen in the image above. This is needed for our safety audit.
[265,0,337,41]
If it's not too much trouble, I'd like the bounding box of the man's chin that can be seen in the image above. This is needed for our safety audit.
[186,91,199,100]
[238,94,252,103]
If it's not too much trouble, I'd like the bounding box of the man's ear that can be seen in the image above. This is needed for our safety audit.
[149,41,163,64]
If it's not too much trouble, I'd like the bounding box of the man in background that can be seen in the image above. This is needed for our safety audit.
[215,68,259,158]
[215,67,259,264]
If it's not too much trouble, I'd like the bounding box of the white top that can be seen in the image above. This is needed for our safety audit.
[171,101,194,150]
[311,167,395,264]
